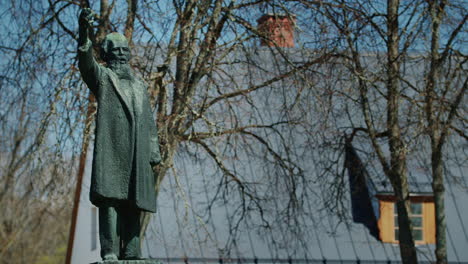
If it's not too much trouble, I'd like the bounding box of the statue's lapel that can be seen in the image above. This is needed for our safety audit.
[107,69,134,120]
[133,79,145,117]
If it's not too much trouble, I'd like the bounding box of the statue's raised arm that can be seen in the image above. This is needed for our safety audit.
[77,8,101,93]
[78,8,94,46]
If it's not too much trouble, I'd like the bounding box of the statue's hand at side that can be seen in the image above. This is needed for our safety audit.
[150,157,160,168]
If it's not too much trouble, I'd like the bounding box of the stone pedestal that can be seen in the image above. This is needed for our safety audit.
[91,260,162,264]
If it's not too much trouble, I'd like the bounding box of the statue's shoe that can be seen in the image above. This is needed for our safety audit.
[103,253,118,261]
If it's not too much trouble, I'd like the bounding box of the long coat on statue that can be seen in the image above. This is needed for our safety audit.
[78,39,160,213]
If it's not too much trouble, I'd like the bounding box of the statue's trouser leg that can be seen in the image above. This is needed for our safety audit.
[119,205,141,259]
[99,206,120,260]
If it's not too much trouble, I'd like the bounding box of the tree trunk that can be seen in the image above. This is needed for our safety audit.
[426,1,448,263]
[433,150,447,264]
[387,0,417,263]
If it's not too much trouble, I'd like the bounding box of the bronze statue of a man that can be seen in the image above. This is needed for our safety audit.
[78,8,161,261]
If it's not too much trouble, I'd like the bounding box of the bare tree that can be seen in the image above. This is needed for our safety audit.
[310,0,466,263]
[0,0,94,262]
[1,0,338,261]
[317,1,421,261]
[424,1,467,263]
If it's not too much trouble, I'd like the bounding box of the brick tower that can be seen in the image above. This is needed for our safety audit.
[257,14,296,48]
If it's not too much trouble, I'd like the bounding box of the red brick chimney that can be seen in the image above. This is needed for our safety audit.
[257,14,296,48]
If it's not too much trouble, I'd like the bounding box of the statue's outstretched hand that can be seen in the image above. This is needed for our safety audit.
[79,8,95,29]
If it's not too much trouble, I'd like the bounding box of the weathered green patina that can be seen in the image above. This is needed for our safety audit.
[77,8,161,261]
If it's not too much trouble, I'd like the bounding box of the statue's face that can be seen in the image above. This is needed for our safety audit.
[106,40,130,64]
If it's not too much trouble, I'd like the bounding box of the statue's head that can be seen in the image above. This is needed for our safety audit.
[101,33,130,64]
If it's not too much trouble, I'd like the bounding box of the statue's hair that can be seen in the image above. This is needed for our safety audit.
[101,32,128,61]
